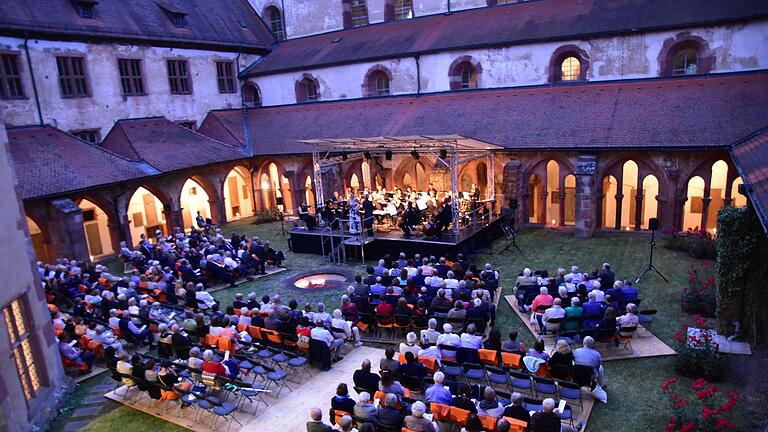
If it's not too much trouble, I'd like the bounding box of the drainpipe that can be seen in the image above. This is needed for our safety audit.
[23,38,44,126]
[447,0,451,14]
[415,54,421,95]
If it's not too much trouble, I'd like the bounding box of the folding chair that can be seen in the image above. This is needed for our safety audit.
[557,380,584,413]
[638,309,658,337]
[532,376,557,399]
[510,371,533,395]
[616,326,638,352]
[376,314,395,340]
[523,396,543,413]
[393,314,413,337]
[265,368,293,397]
[485,366,511,392]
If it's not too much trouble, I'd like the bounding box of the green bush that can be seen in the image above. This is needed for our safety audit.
[664,228,717,260]
[673,316,727,380]
[680,263,717,317]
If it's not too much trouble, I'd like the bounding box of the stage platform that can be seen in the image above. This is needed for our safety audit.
[504,295,677,361]
[289,217,505,258]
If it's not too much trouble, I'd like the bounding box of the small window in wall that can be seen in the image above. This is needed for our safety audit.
[560,56,581,81]
[3,296,43,402]
[394,0,413,19]
[366,69,390,97]
[170,12,186,27]
[70,129,100,144]
[672,49,698,76]
[177,120,197,131]
[56,56,89,98]
[167,59,191,94]
[459,63,477,89]
[75,1,96,19]
[215,61,236,94]
[297,77,320,103]
[117,58,145,96]
[0,54,24,99]
[266,7,285,41]
[242,83,261,107]
[351,0,369,27]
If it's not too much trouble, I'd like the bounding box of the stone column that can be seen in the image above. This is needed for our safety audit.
[574,155,598,238]
[634,190,644,230]
[502,160,521,225]
[49,199,90,262]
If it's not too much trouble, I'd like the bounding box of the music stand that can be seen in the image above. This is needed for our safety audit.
[636,218,668,283]
[497,198,524,256]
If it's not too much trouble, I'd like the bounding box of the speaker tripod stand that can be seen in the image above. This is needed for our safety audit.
[498,224,524,256]
[636,228,668,283]
[276,211,289,237]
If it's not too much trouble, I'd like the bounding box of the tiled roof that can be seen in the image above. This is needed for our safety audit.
[101,117,248,172]
[7,126,151,200]
[202,72,768,154]
[729,127,768,233]
[0,0,274,51]
[244,0,768,76]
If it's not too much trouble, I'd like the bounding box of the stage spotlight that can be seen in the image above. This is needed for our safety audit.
[411,150,419,160]
[439,149,447,159]
[341,153,348,161]
[364,151,371,160]
[385,150,392,160]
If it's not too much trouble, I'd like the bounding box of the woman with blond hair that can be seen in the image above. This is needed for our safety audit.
[548,339,574,380]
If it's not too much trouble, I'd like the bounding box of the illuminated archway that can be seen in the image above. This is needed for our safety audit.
[731,177,747,207]
[350,173,360,194]
[684,176,706,231]
[545,160,560,226]
[620,160,639,230]
[304,175,315,209]
[564,174,576,225]
[602,175,618,228]
[224,166,254,222]
[260,162,293,213]
[78,199,114,258]
[402,173,412,189]
[460,172,472,192]
[641,175,659,229]
[415,161,427,191]
[476,162,488,198]
[708,160,728,230]
[181,178,212,231]
[528,174,541,224]
[26,216,48,262]
[127,187,166,245]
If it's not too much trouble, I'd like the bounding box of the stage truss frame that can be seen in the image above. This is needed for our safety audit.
[301,135,502,236]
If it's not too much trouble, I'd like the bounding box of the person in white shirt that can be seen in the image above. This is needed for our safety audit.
[238,308,252,325]
[460,324,483,349]
[591,281,605,302]
[93,325,122,351]
[405,264,418,278]
[194,283,217,309]
[399,332,421,356]
[542,298,566,335]
[85,289,102,306]
[563,274,576,293]
[332,309,362,347]
[569,266,583,284]
[420,259,435,276]
[311,317,344,361]
[223,252,239,270]
[420,318,440,346]
[108,309,120,329]
[149,302,169,324]
[618,303,640,328]
[444,271,459,289]
[436,323,460,358]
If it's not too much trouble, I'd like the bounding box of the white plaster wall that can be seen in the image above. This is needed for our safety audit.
[250,0,346,39]
[0,37,260,135]
[253,57,419,105]
[254,21,768,105]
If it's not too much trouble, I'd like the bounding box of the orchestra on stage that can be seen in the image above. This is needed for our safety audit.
[298,183,495,239]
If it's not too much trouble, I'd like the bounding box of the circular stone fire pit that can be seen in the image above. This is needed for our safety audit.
[294,273,347,289]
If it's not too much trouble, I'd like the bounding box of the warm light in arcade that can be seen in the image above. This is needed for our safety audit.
[551,219,556,226]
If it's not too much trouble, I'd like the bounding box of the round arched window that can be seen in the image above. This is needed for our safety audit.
[459,63,477,89]
[672,48,698,75]
[560,56,581,81]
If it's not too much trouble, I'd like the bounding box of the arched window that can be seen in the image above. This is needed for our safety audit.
[296,76,319,103]
[549,45,589,83]
[365,69,390,97]
[394,0,413,20]
[351,0,369,27]
[659,34,713,77]
[242,83,261,107]
[672,48,698,76]
[265,6,285,41]
[560,56,581,81]
[459,63,477,89]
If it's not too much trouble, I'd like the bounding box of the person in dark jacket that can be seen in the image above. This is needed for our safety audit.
[330,383,356,414]
[377,393,405,429]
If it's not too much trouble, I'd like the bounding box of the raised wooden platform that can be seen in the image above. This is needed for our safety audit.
[504,295,677,361]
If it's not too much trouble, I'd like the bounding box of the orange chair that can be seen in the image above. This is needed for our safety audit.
[448,406,470,426]
[478,349,499,367]
[248,325,262,341]
[501,352,522,369]
[218,336,236,355]
[501,417,528,432]
[477,414,497,431]
[61,355,90,373]
[398,353,407,364]
[332,409,351,426]
[402,428,417,432]
[429,403,451,422]
[237,322,248,333]
[536,362,551,377]
[205,334,220,349]
[262,329,283,345]
[418,357,439,373]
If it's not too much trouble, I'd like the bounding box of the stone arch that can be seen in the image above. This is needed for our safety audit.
[242,82,261,107]
[658,32,715,76]
[25,213,51,263]
[75,196,117,258]
[223,165,255,222]
[125,185,170,245]
[256,160,294,213]
[362,64,393,97]
[448,55,483,90]
[548,44,590,82]
[394,157,433,190]
[263,4,285,40]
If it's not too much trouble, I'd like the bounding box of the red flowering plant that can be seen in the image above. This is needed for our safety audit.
[662,377,739,431]
[673,315,727,380]
[681,262,717,317]
[664,227,717,259]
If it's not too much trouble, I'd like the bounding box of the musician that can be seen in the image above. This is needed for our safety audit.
[362,194,375,236]
[428,183,438,197]
[299,203,317,230]
[401,202,417,238]
[470,183,481,201]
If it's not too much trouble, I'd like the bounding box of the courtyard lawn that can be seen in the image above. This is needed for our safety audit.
[67,219,765,432]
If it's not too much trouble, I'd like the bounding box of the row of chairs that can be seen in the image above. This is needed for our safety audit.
[360,312,491,341]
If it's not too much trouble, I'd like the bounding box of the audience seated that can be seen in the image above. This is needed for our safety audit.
[331,382,356,414]
[353,359,380,393]
[404,400,436,432]
[307,407,333,432]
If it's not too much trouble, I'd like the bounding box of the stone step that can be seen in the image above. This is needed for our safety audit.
[62,419,93,432]
[70,405,102,419]
[81,394,106,405]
